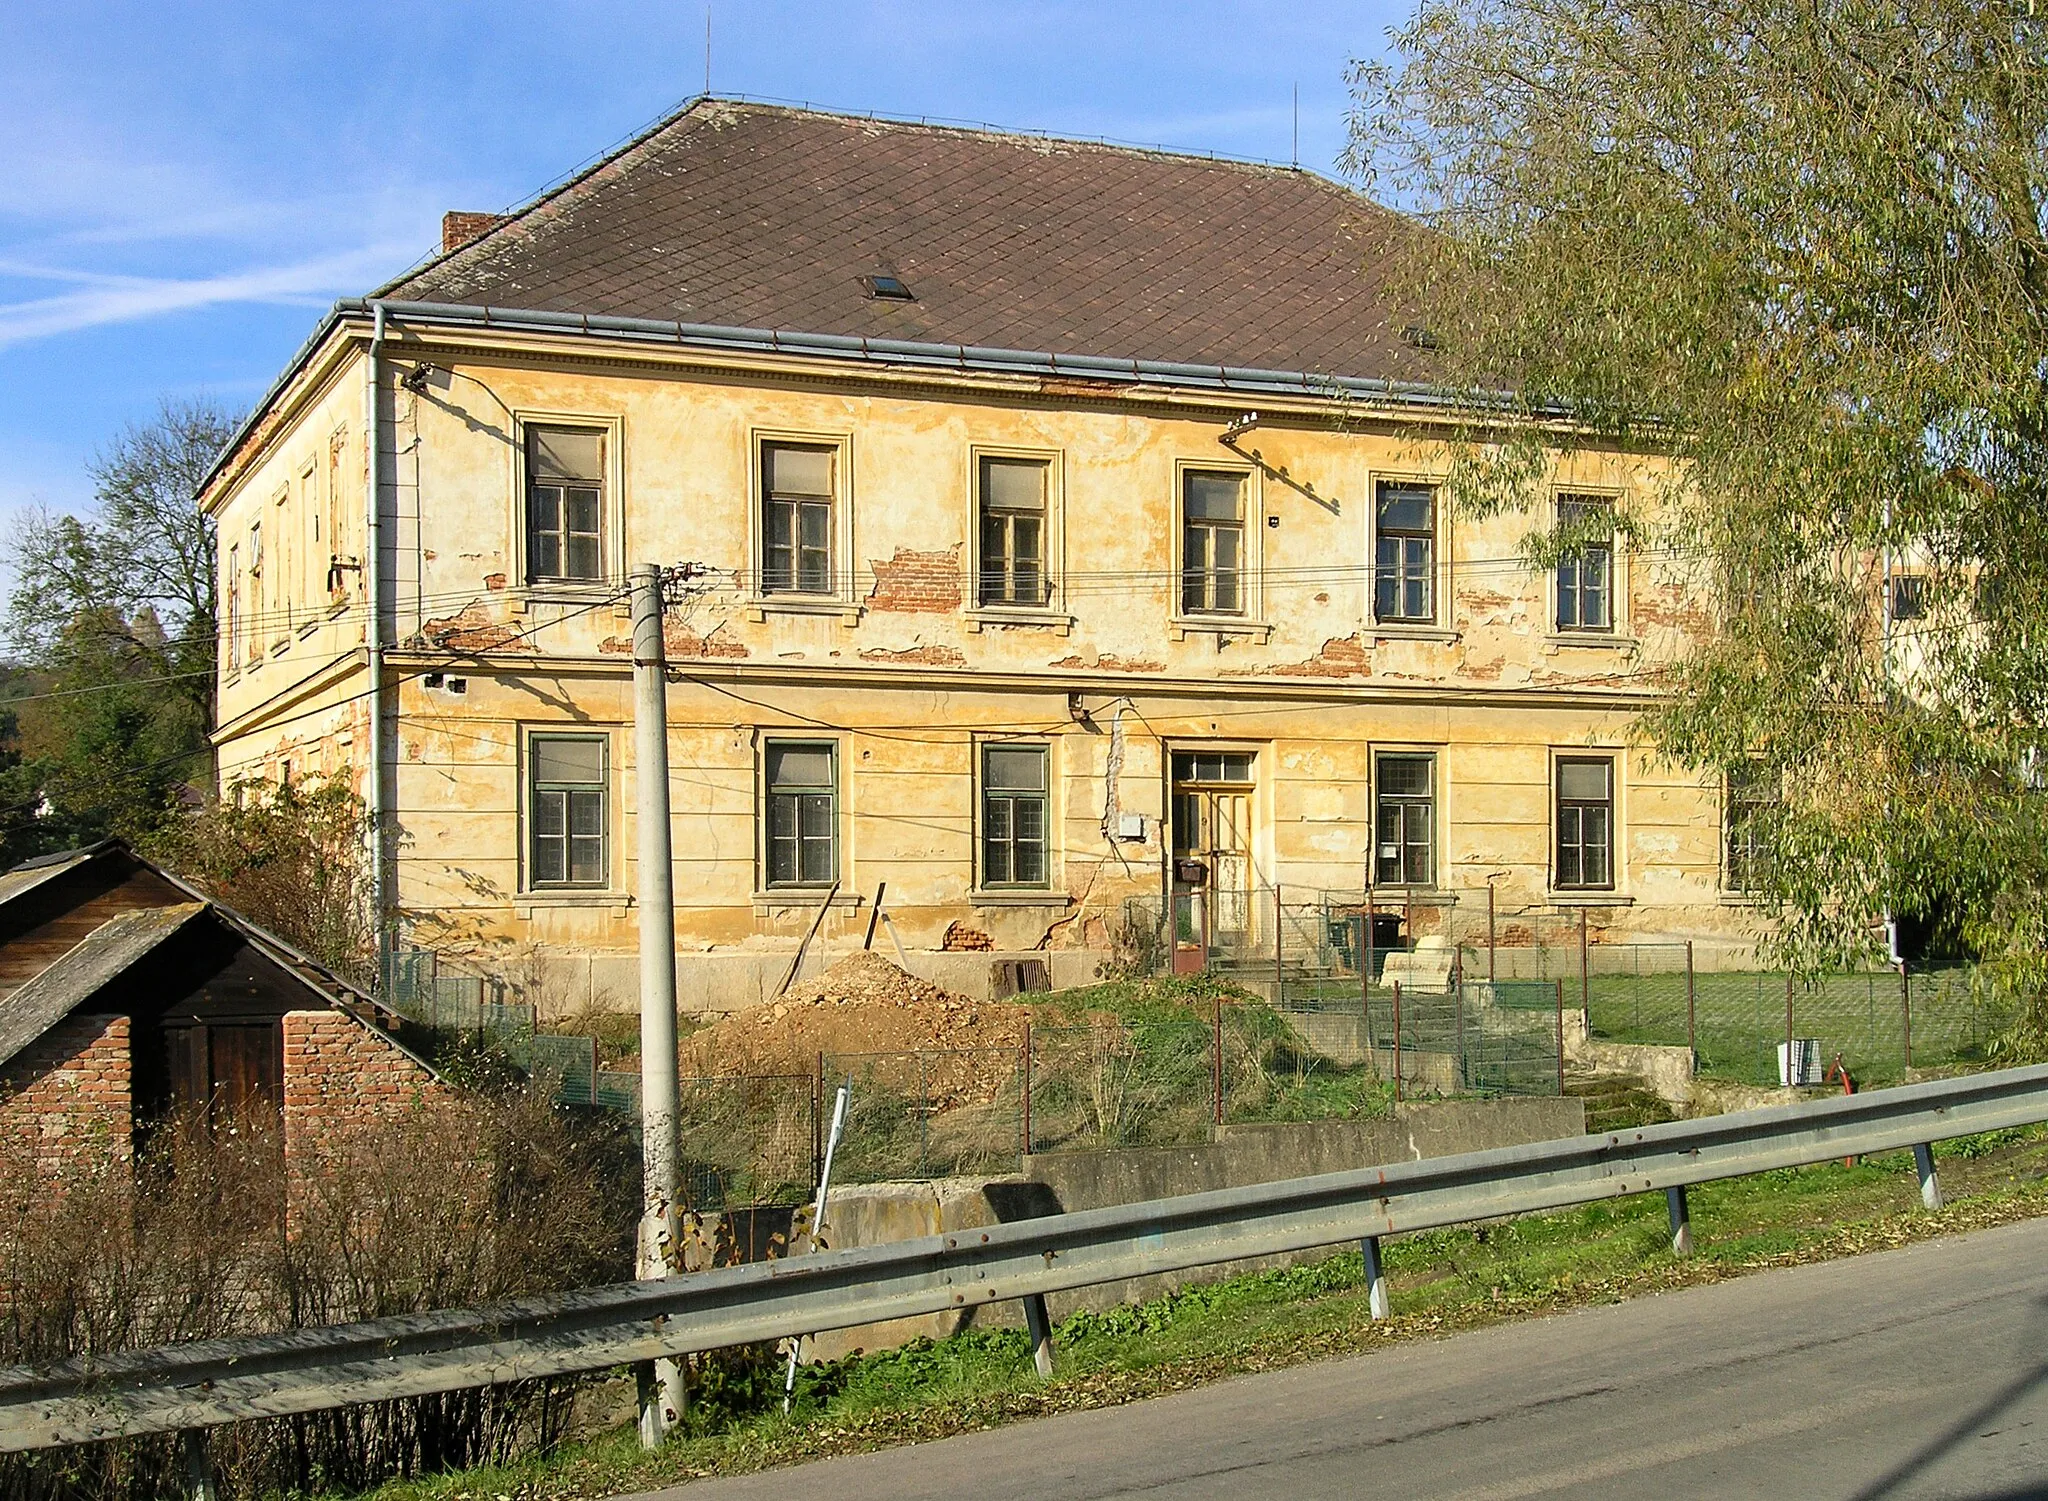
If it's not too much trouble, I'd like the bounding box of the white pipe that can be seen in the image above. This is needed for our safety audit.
[365,301,388,987]
[784,1083,850,1412]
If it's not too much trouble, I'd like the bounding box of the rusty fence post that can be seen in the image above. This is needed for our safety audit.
[1274,883,1285,1009]
[1579,908,1590,1015]
[1785,975,1796,1084]
[1902,962,1914,1073]
[1021,1020,1033,1160]
[1686,940,1697,1060]
[1392,980,1404,1103]
[1211,998,1224,1126]
[1555,978,1566,1096]
[1487,880,1497,984]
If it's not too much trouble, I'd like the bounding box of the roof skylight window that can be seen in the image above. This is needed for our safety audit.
[862,273,916,301]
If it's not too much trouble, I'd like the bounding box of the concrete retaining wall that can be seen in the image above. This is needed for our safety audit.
[803,1095,1584,1359]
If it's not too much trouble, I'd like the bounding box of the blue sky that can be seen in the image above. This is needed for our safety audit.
[0,1,1407,534]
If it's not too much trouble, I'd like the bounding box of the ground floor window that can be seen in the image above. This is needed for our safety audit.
[765,740,838,886]
[1374,752,1435,887]
[1554,755,1615,890]
[529,733,608,888]
[981,743,1050,887]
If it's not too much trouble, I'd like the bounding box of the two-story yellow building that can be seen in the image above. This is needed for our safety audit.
[199,99,1750,1015]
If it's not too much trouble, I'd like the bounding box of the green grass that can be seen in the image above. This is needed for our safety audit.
[1582,965,2008,1088]
[332,1125,2048,1501]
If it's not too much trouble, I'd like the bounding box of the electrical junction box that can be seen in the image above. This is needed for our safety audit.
[1116,812,1147,842]
[1777,1039,1823,1087]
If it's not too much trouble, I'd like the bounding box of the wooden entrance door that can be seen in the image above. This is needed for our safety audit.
[1171,750,1257,964]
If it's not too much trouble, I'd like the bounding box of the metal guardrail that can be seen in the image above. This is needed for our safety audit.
[6,1063,2048,1453]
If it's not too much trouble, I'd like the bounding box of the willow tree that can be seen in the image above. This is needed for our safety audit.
[1350,2,2048,1021]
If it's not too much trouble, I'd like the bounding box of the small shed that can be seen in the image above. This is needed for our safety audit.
[0,841,430,1145]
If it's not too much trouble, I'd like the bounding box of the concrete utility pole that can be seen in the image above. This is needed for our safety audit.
[630,562,687,1448]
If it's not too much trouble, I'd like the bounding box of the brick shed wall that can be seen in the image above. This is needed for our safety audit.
[0,1013,132,1180]
[282,1009,445,1173]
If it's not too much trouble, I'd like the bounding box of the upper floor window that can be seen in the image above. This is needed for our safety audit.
[1374,482,1436,623]
[1555,756,1615,891]
[761,443,836,595]
[246,523,263,664]
[325,430,350,600]
[526,426,606,584]
[1374,752,1436,887]
[1180,469,1246,616]
[1555,494,1614,632]
[978,457,1049,607]
[529,733,609,888]
[981,744,1051,888]
[1889,573,1929,623]
[764,740,838,886]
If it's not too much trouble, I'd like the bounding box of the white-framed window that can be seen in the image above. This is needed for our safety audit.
[762,739,839,887]
[1373,751,1436,887]
[760,441,837,595]
[326,428,350,602]
[246,521,263,666]
[1373,480,1437,624]
[1179,467,1250,616]
[527,732,610,889]
[524,425,608,584]
[1555,493,1616,633]
[980,742,1052,888]
[977,454,1053,608]
[1554,755,1616,891]
[271,487,292,644]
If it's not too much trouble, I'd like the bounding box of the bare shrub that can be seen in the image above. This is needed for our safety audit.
[145,774,375,987]
[0,1083,635,1500]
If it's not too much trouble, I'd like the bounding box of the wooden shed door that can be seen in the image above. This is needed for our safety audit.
[204,1023,283,1123]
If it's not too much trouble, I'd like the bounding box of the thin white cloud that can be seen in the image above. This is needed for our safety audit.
[0,243,413,349]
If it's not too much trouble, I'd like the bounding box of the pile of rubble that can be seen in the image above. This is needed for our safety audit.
[677,952,1031,1100]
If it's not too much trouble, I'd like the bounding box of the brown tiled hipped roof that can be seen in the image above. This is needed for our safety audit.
[386,99,1425,382]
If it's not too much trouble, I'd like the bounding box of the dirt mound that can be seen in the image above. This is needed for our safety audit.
[678,952,1030,1104]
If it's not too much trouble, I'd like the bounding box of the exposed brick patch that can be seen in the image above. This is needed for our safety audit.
[867,547,962,613]
[1633,583,1713,634]
[422,602,535,652]
[484,572,508,590]
[941,922,995,952]
[0,1014,132,1181]
[599,619,750,658]
[1459,588,1513,615]
[1270,634,1372,679]
[1049,654,1166,673]
[860,643,967,666]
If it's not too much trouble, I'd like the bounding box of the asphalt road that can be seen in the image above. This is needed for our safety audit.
[629,1216,2048,1501]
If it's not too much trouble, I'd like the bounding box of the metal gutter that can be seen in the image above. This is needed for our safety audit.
[199,297,1521,500]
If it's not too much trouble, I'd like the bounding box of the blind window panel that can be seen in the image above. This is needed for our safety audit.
[528,427,604,483]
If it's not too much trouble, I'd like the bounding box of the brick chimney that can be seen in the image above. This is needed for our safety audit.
[441,211,508,254]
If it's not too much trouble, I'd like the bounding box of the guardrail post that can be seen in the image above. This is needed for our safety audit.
[1022,1293,1057,1378]
[180,1428,217,1501]
[1361,1234,1390,1319]
[1665,1186,1693,1256]
[1914,1143,1943,1210]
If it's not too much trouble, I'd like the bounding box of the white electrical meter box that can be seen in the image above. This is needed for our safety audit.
[1116,812,1147,842]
